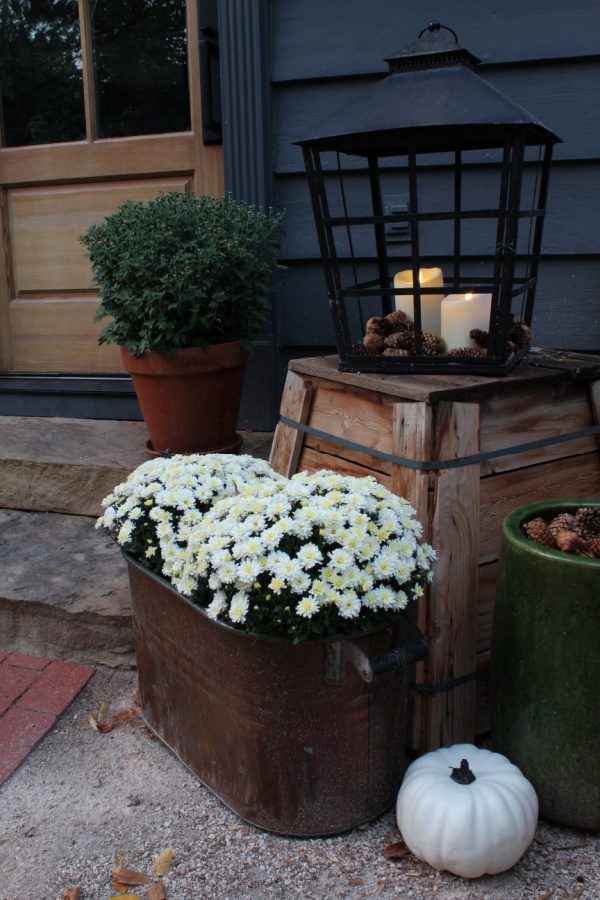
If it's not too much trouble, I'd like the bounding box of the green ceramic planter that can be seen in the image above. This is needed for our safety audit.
[491,499,600,830]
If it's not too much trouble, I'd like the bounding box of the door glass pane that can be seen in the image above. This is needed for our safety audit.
[92,0,191,139]
[0,0,85,147]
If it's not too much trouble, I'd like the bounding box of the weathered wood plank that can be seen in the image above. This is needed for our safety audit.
[269,371,315,476]
[477,562,498,656]
[298,445,391,485]
[306,380,394,472]
[479,452,600,564]
[426,402,480,749]
[479,380,597,474]
[289,353,600,404]
[391,402,434,749]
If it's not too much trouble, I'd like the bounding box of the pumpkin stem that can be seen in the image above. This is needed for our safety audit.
[450,758,476,784]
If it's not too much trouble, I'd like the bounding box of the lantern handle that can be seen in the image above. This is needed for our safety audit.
[418,21,459,44]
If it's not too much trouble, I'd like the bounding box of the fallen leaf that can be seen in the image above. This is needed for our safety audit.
[348,876,364,886]
[227,825,241,832]
[148,881,167,900]
[111,879,128,895]
[109,896,142,900]
[62,889,82,900]
[151,847,174,877]
[327,854,340,863]
[383,840,411,861]
[110,863,149,886]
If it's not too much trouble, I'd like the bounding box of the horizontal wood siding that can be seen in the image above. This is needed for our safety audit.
[269,0,600,354]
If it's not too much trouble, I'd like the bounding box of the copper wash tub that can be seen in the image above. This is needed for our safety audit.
[125,554,427,836]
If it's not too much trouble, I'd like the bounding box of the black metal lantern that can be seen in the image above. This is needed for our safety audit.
[296,22,561,375]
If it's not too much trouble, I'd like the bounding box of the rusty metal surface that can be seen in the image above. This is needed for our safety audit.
[126,555,411,836]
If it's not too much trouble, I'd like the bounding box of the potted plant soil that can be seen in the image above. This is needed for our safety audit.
[97,457,434,835]
[491,499,600,829]
[80,192,284,456]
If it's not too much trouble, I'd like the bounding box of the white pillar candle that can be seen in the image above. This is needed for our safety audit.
[440,292,492,351]
[394,267,444,335]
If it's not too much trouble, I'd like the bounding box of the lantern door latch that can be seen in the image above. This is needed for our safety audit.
[384,194,410,243]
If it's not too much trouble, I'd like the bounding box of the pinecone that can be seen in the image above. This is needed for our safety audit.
[555,528,585,554]
[578,537,600,559]
[469,329,488,349]
[445,346,487,358]
[352,341,368,356]
[548,513,577,538]
[574,506,600,539]
[363,333,385,355]
[508,316,532,348]
[366,316,395,337]
[383,347,411,356]
[421,333,446,356]
[524,517,556,549]
[384,331,415,351]
[385,309,409,331]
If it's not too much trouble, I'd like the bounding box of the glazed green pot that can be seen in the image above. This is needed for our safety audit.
[491,499,600,829]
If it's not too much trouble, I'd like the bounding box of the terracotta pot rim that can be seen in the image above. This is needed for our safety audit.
[123,551,400,646]
[120,339,248,361]
[503,498,600,566]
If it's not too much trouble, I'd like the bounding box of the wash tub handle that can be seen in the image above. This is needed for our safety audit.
[324,624,428,685]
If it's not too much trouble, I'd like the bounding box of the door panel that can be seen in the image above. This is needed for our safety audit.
[0,0,223,375]
[9,177,192,293]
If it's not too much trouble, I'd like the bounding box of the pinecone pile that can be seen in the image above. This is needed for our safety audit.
[524,506,600,558]
[356,311,446,358]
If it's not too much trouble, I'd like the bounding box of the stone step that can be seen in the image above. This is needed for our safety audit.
[0,416,148,517]
[0,416,274,518]
[0,509,134,668]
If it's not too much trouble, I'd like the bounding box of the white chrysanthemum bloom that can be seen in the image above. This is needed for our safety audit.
[296,596,319,618]
[297,543,323,569]
[336,593,361,619]
[329,548,353,570]
[207,590,228,620]
[229,591,249,623]
[117,520,134,545]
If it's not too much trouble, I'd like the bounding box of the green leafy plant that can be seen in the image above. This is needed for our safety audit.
[80,192,285,356]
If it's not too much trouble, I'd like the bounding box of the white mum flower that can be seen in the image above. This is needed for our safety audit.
[296,596,319,618]
[207,590,228,620]
[336,592,361,619]
[297,543,323,569]
[229,591,249,623]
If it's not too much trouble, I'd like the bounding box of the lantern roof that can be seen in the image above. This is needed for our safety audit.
[295,22,561,154]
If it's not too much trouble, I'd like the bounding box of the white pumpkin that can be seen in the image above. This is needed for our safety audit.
[396,743,538,879]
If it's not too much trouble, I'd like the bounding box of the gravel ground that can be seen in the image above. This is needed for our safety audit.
[1,667,599,900]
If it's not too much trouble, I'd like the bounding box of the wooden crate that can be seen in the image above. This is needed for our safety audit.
[269,352,600,752]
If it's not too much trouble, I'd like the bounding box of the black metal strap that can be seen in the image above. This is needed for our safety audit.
[279,415,600,473]
[410,666,489,695]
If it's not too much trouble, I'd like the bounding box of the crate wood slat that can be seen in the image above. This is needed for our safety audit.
[427,402,480,749]
[391,402,433,749]
[270,371,315,477]
[272,353,600,752]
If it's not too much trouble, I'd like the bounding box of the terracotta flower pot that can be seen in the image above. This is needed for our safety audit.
[120,341,249,456]
[491,499,600,829]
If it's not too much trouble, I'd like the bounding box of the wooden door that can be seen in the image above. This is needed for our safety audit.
[0,0,223,374]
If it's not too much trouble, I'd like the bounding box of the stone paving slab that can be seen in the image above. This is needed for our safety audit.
[0,652,94,785]
[0,509,133,667]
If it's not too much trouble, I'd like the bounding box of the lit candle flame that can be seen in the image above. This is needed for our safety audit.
[466,292,473,300]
